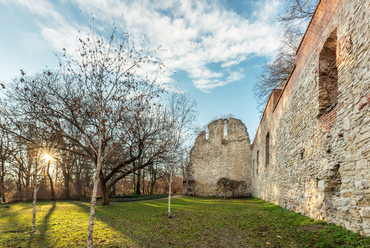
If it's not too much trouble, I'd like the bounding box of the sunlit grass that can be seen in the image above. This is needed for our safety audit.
[1,197,369,247]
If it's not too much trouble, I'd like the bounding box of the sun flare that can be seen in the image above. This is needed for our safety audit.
[43,154,53,162]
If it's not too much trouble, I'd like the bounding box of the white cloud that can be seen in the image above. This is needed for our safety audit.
[5,0,55,17]
[194,69,244,92]
[221,56,247,68]
[194,79,227,91]
[6,0,283,91]
[227,71,244,82]
[3,0,86,53]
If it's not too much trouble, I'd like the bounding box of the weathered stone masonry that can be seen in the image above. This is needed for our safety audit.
[185,0,370,236]
[251,0,370,236]
[184,118,252,197]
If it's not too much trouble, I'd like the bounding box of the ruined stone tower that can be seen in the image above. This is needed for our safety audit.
[183,118,252,197]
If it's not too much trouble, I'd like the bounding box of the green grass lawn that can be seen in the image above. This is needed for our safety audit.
[1,197,369,247]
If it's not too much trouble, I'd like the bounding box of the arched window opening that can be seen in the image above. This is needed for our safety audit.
[317,29,338,118]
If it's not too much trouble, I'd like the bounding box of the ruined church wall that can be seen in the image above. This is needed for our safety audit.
[184,118,252,197]
[251,0,370,236]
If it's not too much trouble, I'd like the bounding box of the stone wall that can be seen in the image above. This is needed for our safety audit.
[251,0,370,236]
[184,0,369,236]
[184,118,252,197]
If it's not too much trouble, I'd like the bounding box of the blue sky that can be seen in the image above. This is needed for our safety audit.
[0,0,285,140]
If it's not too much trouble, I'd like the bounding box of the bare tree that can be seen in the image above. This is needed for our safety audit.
[159,93,197,217]
[0,129,13,203]
[1,18,198,246]
[41,136,60,201]
[10,146,32,200]
[279,0,318,23]
[2,23,165,247]
[30,149,48,232]
[7,125,52,232]
[254,0,319,111]
[217,177,231,200]
[148,163,165,194]
[253,27,301,110]
[229,180,244,198]
[216,177,243,199]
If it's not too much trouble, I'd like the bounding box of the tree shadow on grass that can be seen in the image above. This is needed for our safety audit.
[26,201,56,248]
[41,201,56,236]
[65,199,266,246]
[69,199,187,247]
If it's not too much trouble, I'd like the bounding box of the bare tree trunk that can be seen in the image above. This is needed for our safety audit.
[136,169,141,195]
[17,168,22,200]
[184,161,189,196]
[55,163,59,187]
[83,184,86,198]
[32,179,37,232]
[63,172,71,199]
[47,162,55,201]
[87,156,103,248]
[0,160,5,203]
[146,179,150,195]
[75,160,83,199]
[168,168,173,218]
[25,173,32,201]
[142,169,145,194]
[100,177,110,206]
[150,180,156,194]
[76,173,83,199]
[149,165,157,194]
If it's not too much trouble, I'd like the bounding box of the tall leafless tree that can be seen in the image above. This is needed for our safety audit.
[158,93,197,217]
[0,129,13,203]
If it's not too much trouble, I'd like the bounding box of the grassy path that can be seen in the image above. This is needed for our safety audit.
[1,197,369,247]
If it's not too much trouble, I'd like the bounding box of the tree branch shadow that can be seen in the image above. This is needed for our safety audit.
[26,201,56,248]
[69,198,187,246]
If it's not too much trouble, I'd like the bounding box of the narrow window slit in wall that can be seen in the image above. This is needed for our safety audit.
[205,126,209,140]
[257,151,259,175]
[317,28,338,118]
[265,132,270,167]
[300,149,305,160]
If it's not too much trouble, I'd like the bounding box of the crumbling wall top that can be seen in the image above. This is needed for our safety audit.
[194,118,250,145]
